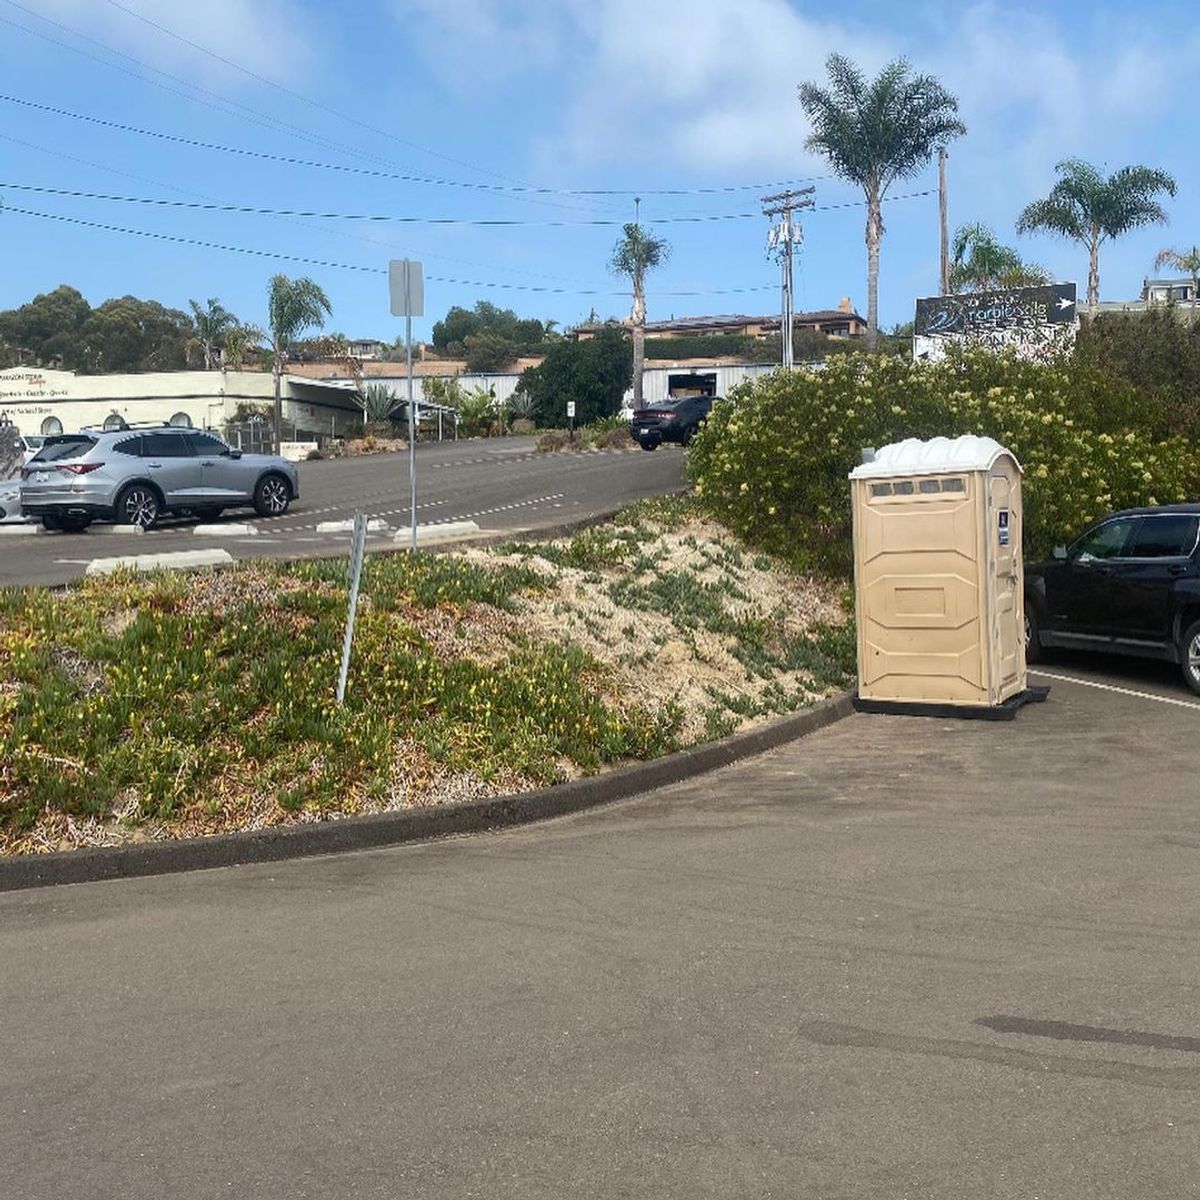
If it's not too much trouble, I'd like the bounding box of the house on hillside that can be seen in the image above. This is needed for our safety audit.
[1095,276,1198,316]
[569,298,866,341]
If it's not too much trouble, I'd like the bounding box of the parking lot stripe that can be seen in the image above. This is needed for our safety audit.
[1030,670,1200,712]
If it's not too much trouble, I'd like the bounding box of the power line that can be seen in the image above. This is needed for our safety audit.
[0,7,387,168]
[0,95,830,199]
[0,181,935,226]
[0,204,778,298]
[0,181,757,225]
[0,5,622,220]
[0,131,614,290]
[99,0,531,186]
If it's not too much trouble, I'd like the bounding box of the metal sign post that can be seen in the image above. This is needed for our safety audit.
[389,259,425,552]
[336,512,369,704]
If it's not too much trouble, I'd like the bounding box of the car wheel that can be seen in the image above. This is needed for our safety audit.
[254,473,291,517]
[116,483,161,529]
[681,426,698,447]
[1181,619,1200,696]
[41,513,63,532]
[195,506,223,522]
[59,514,93,533]
[1024,605,1043,664]
[640,440,660,452]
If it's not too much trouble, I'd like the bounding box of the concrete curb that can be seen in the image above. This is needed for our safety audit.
[194,523,259,537]
[0,691,854,892]
[85,549,235,576]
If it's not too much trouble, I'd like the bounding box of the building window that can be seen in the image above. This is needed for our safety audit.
[40,416,64,437]
[169,411,193,428]
[103,412,128,432]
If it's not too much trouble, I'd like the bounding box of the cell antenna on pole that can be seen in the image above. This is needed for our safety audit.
[762,187,814,370]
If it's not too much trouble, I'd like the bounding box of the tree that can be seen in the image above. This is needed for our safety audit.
[514,326,632,427]
[221,323,264,369]
[78,297,192,373]
[188,298,237,369]
[464,331,519,373]
[1016,159,1177,312]
[609,222,669,409]
[1153,245,1200,326]
[0,284,91,368]
[267,274,332,444]
[799,55,965,350]
[430,302,547,358]
[949,223,1049,292]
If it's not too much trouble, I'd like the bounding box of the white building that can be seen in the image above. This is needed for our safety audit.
[362,361,780,411]
[0,367,362,441]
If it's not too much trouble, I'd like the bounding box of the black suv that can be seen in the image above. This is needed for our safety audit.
[1025,504,1200,694]
[630,396,714,451]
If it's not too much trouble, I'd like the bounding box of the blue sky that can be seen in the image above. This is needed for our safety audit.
[1,0,1196,345]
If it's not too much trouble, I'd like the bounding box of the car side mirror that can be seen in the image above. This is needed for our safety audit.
[228,448,243,460]
[1052,545,1067,560]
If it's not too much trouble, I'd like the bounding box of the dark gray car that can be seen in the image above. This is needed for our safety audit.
[21,425,299,531]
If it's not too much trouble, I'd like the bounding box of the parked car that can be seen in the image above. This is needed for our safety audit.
[20,425,299,532]
[0,476,27,524]
[629,396,715,451]
[1025,504,1200,694]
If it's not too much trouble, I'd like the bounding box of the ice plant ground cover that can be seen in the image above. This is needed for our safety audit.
[0,497,852,854]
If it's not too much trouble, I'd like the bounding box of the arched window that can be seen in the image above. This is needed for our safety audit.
[168,411,193,428]
[40,416,63,437]
[103,412,128,432]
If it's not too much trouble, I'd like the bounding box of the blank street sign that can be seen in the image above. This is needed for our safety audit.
[389,260,424,318]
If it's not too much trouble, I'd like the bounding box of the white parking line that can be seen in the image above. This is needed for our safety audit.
[1030,670,1200,712]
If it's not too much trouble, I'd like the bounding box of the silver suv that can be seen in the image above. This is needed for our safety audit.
[21,425,299,531]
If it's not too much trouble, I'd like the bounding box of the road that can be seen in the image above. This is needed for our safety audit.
[0,437,686,587]
[2,670,1198,1199]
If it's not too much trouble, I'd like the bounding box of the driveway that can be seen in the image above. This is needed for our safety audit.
[1,672,1198,1199]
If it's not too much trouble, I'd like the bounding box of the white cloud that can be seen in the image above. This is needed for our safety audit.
[548,0,898,175]
[389,0,1184,193]
[22,0,314,83]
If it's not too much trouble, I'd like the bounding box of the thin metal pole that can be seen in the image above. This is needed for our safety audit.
[939,147,950,296]
[406,311,417,552]
[336,512,368,704]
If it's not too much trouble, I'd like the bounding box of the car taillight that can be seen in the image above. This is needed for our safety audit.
[61,462,104,475]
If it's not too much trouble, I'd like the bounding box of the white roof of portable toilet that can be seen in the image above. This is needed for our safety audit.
[849,435,1021,479]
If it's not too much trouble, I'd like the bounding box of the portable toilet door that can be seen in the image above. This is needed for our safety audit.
[849,435,1028,713]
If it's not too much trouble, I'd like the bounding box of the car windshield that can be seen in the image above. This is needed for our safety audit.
[30,436,96,463]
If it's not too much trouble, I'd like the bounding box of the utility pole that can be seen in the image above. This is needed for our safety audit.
[938,147,950,296]
[762,187,814,369]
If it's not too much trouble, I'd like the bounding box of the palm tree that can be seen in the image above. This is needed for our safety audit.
[609,222,670,410]
[949,223,1049,292]
[188,297,236,369]
[799,55,965,350]
[221,323,264,370]
[1016,159,1176,312]
[267,275,332,444]
[1152,245,1200,325]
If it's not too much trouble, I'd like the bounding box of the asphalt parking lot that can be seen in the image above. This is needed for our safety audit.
[1,666,1197,1200]
[0,437,686,587]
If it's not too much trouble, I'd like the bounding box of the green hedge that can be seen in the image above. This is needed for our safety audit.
[644,334,767,361]
[688,349,1200,575]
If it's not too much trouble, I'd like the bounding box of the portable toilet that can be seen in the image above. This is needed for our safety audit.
[849,435,1043,717]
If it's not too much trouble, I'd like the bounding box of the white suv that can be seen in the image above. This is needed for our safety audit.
[21,425,300,531]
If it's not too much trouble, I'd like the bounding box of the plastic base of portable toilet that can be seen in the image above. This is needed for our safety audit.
[852,683,1050,721]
